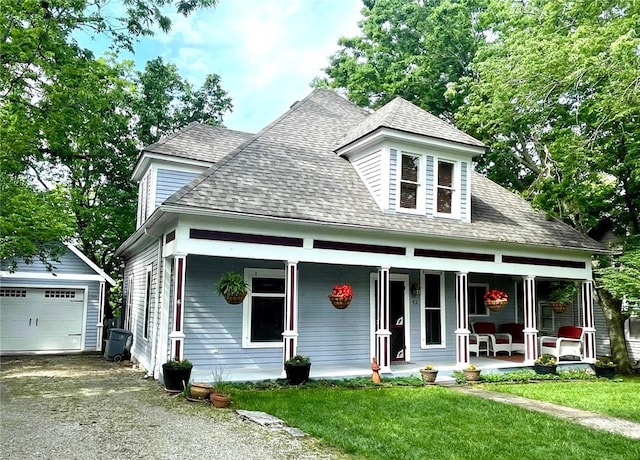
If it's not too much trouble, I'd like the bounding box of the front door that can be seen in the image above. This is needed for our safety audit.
[390,280,406,361]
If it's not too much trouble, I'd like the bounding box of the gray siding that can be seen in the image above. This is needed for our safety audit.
[123,241,160,371]
[425,155,434,215]
[460,161,468,221]
[388,149,397,210]
[156,168,199,206]
[352,150,382,206]
[1,247,97,275]
[594,301,611,356]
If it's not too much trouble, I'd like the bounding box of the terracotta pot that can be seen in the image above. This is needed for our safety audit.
[190,382,212,400]
[210,392,231,408]
[419,369,438,384]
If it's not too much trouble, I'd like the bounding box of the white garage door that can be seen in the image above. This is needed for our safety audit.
[0,288,85,352]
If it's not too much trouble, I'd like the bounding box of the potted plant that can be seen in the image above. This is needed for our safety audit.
[189,382,212,400]
[328,284,353,309]
[534,354,557,375]
[284,355,311,384]
[216,271,249,304]
[594,356,616,379]
[484,289,508,312]
[548,282,576,313]
[462,363,481,382]
[419,364,438,385]
[209,367,231,408]
[162,357,193,392]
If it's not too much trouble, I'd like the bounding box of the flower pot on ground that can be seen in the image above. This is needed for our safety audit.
[419,365,438,384]
[534,354,557,375]
[210,391,231,408]
[284,355,311,384]
[462,364,481,382]
[328,284,353,309]
[162,358,193,392]
[189,382,212,400]
[209,367,231,407]
[216,271,249,305]
[594,356,616,379]
[484,289,508,312]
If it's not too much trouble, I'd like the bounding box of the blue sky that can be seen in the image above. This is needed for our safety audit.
[82,0,364,133]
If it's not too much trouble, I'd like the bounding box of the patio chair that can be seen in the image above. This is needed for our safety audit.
[471,322,512,356]
[499,323,525,354]
[469,333,485,356]
[539,326,583,360]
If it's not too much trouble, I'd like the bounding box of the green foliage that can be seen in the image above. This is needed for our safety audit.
[548,281,577,305]
[163,358,192,370]
[535,354,557,366]
[285,355,311,366]
[215,272,249,297]
[595,356,617,368]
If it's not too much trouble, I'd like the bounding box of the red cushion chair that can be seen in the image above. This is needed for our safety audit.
[540,326,583,360]
[471,322,512,356]
[499,323,525,354]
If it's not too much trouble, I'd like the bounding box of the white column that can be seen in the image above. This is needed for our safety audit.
[282,261,299,370]
[523,276,538,365]
[455,272,469,368]
[581,280,596,363]
[96,281,106,352]
[169,255,186,360]
[375,267,392,373]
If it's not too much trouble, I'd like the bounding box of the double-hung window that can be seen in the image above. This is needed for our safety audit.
[243,269,285,348]
[400,153,421,210]
[436,160,455,215]
[422,272,444,347]
[468,284,488,316]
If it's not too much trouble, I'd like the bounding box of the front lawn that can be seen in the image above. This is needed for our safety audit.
[482,375,640,423]
[232,384,640,460]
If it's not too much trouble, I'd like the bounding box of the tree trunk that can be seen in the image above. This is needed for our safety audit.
[595,286,631,373]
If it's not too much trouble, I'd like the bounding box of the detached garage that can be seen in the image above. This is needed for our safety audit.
[0,244,115,354]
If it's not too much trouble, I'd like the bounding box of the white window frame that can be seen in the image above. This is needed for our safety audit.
[143,264,152,340]
[420,270,446,349]
[397,151,425,214]
[433,158,461,219]
[468,283,489,317]
[242,268,286,349]
[125,274,134,330]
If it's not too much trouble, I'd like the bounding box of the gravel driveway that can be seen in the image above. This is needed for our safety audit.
[0,354,350,460]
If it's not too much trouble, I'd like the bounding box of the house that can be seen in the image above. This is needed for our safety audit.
[0,244,115,354]
[116,89,606,382]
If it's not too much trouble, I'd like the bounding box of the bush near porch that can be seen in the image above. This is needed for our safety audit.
[232,382,640,459]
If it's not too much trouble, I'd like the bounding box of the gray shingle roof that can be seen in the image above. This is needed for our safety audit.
[337,97,485,150]
[164,89,602,253]
[144,123,253,163]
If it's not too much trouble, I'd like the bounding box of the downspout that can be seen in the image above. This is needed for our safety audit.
[145,228,163,379]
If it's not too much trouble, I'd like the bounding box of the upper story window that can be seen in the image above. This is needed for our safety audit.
[434,159,460,218]
[400,153,421,211]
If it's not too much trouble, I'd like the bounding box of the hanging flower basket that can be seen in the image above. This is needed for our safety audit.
[485,299,507,312]
[484,289,508,312]
[224,292,247,305]
[550,301,568,313]
[329,284,353,309]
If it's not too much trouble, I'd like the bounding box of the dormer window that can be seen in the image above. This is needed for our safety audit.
[400,153,421,211]
[434,159,460,218]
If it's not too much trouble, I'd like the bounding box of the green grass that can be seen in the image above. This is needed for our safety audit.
[232,384,640,460]
[482,375,640,423]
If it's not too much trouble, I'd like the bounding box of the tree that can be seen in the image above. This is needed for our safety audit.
[134,58,232,146]
[319,0,484,121]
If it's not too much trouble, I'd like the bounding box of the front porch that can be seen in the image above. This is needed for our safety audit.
[191,355,590,384]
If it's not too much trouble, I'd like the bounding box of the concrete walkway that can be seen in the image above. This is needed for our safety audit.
[452,386,640,439]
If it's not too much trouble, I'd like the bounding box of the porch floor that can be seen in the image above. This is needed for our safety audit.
[193,355,589,384]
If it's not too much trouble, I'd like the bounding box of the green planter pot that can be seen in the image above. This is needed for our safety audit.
[595,366,615,379]
[285,363,311,385]
[534,364,557,375]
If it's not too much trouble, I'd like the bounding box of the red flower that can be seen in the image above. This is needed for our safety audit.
[484,289,508,302]
[330,284,353,299]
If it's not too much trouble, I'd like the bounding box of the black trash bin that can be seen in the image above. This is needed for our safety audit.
[104,328,133,362]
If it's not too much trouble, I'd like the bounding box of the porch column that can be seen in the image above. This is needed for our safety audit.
[523,276,538,365]
[581,280,596,363]
[282,261,299,368]
[454,272,470,368]
[169,254,186,360]
[375,267,392,373]
[96,281,106,351]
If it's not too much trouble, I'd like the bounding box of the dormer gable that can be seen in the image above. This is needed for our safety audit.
[335,98,485,223]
